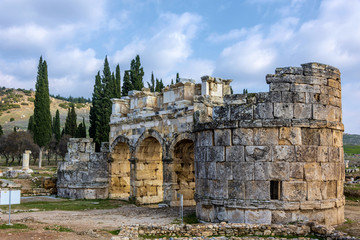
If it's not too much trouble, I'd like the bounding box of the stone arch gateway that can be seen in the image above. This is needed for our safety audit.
[57,63,344,225]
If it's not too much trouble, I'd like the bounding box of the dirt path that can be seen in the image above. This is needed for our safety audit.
[0,203,192,240]
[0,199,359,240]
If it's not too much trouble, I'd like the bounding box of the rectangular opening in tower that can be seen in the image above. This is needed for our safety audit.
[270,180,281,200]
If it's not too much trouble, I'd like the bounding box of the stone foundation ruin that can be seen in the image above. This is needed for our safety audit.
[57,62,344,225]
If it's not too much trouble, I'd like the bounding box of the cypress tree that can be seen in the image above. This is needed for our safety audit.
[64,105,77,137]
[147,72,155,92]
[89,72,101,143]
[176,72,180,83]
[0,125,3,136]
[27,115,34,133]
[76,117,86,138]
[89,57,114,150]
[121,70,132,96]
[54,109,61,143]
[33,56,52,168]
[115,64,121,98]
[130,55,144,91]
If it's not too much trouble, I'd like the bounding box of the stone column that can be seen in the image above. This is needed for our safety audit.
[162,156,173,205]
[22,150,31,170]
[22,150,33,174]
[129,157,137,200]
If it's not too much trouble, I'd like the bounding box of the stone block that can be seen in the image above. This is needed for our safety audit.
[245,181,269,200]
[324,208,339,225]
[313,104,328,120]
[245,146,271,162]
[274,103,293,119]
[207,146,225,162]
[205,162,216,179]
[270,91,281,102]
[307,181,322,200]
[254,103,274,119]
[282,181,306,201]
[301,128,320,146]
[295,146,317,162]
[320,163,337,181]
[196,130,213,147]
[291,83,320,93]
[328,147,340,162]
[317,146,329,162]
[254,162,268,180]
[271,211,292,224]
[213,105,230,120]
[254,128,278,145]
[195,146,207,162]
[232,128,253,145]
[228,180,245,199]
[272,145,295,161]
[332,130,343,147]
[244,210,271,224]
[279,127,301,145]
[293,92,306,103]
[269,162,290,180]
[230,104,253,120]
[233,162,254,181]
[304,162,321,181]
[227,208,245,223]
[319,129,333,146]
[289,163,304,179]
[281,91,293,102]
[293,103,312,119]
[337,180,344,198]
[195,162,206,179]
[270,83,291,91]
[216,162,232,180]
[226,146,245,162]
[321,181,337,199]
[214,129,231,146]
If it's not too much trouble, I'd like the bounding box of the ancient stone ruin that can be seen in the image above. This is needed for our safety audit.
[57,62,344,225]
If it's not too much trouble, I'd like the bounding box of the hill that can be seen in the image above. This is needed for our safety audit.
[344,133,360,146]
[0,87,90,134]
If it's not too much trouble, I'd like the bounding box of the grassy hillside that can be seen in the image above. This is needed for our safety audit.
[344,134,360,146]
[0,87,90,134]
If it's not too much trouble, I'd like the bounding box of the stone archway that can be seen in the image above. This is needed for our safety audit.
[135,137,163,204]
[110,142,131,199]
[171,139,195,206]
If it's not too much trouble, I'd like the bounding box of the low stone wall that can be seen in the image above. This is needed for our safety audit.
[111,222,355,240]
[57,138,109,199]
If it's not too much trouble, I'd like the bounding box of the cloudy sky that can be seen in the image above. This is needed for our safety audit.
[0,0,359,133]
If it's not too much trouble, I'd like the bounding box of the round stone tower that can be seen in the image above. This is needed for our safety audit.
[194,63,344,225]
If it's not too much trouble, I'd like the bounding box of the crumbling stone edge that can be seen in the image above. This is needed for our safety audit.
[110,222,355,240]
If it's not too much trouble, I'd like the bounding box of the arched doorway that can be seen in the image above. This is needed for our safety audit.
[172,139,195,206]
[110,142,131,199]
[135,137,163,204]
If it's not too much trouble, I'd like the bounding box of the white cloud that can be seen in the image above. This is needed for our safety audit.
[207,29,247,43]
[112,12,213,83]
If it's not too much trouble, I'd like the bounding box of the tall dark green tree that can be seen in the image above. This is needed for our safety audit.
[0,125,3,136]
[89,72,101,142]
[27,115,34,133]
[54,109,61,143]
[33,56,52,168]
[76,117,86,138]
[64,104,77,137]
[121,70,132,96]
[155,78,164,92]
[89,57,115,150]
[147,72,155,92]
[115,64,121,98]
[130,55,144,91]
[176,72,180,83]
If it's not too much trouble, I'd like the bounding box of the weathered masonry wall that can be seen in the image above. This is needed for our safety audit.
[194,63,344,225]
[109,78,231,206]
[57,138,109,199]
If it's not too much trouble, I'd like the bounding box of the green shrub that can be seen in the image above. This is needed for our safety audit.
[21,102,29,105]
[10,117,15,122]
[59,103,70,109]
[28,97,35,102]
